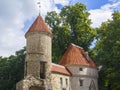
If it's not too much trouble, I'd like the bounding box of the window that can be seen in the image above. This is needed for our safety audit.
[79,79,83,86]
[60,78,63,87]
[60,78,63,89]
[63,88,66,90]
[25,62,27,76]
[79,68,83,71]
[40,61,46,79]
[89,80,96,90]
[66,78,68,85]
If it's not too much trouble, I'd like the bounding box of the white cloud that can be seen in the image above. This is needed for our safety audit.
[54,0,69,5]
[109,0,120,3]
[89,9,112,28]
[0,0,39,57]
[89,0,120,28]
[69,0,80,5]
[0,0,69,57]
[37,0,69,17]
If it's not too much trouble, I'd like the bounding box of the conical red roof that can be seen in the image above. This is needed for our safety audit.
[59,44,97,68]
[26,16,52,34]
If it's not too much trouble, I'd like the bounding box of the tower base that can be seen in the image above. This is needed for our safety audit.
[16,75,52,90]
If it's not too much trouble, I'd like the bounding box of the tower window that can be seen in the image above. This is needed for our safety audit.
[25,62,27,76]
[79,79,83,86]
[40,61,46,79]
[79,68,83,71]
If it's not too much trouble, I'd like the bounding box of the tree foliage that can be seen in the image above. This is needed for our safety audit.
[0,48,25,90]
[45,3,96,62]
[92,11,120,90]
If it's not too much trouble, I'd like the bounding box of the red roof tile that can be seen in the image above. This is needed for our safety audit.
[51,63,71,76]
[26,16,52,34]
[59,44,97,68]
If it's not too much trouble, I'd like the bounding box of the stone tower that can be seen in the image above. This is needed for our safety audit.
[16,16,52,90]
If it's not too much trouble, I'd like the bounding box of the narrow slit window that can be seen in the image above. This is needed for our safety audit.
[40,61,46,79]
[60,78,63,86]
[25,62,27,76]
[66,78,68,85]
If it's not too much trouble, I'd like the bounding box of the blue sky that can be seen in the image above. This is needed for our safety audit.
[55,0,109,10]
[0,0,120,57]
[69,0,109,10]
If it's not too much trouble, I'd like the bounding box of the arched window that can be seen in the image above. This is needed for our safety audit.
[89,80,96,90]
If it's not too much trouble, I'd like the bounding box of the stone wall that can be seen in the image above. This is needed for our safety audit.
[16,31,52,90]
[25,31,52,81]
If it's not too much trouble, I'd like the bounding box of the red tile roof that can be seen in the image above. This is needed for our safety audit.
[26,16,52,34]
[59,44,97,68]
[51,63,71,76]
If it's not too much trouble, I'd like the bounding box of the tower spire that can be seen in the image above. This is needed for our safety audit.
[37,0,41,16]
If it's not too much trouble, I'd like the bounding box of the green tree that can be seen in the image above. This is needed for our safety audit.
[45,3,96,62]
[93,11,120,90]
[0,47,25,90]
[45,11,70,62]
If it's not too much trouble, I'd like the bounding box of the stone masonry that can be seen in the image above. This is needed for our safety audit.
[16,16,53,90]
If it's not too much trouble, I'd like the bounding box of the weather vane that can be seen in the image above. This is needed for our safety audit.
[37,0,41,16]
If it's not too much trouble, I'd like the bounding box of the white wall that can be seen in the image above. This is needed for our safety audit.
[67,65,98,90]
[51,73,71,90]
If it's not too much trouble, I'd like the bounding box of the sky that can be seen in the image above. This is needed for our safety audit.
[0,0,120,57]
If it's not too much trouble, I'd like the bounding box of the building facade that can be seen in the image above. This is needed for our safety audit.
[16,16,98,90]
